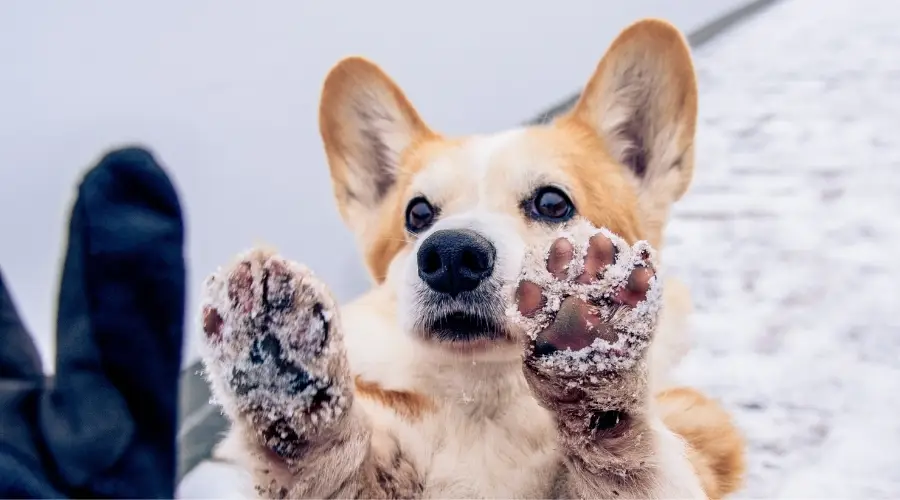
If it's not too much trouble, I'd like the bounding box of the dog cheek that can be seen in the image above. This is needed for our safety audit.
[496,236,527,288]
[395,254,423,333]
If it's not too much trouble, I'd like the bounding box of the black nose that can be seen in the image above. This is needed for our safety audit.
[417,229,496,296]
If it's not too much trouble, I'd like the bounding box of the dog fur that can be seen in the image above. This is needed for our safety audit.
[200,18,746,499]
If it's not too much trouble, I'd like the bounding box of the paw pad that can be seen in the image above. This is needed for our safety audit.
[509,220,662,374]
[203,306,224,342]
[228,262,255,313]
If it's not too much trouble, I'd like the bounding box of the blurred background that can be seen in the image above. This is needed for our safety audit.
[1,0,897,497]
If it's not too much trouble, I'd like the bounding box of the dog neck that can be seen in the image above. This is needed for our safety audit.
[405,338,532,416]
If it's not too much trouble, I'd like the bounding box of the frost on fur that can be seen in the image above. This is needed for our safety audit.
[509,218,662,377]
[199,249,353,457]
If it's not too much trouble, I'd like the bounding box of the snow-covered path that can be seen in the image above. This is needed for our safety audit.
[665,0,900,497]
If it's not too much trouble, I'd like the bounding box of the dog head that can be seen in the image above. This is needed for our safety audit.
[318,19,697,359]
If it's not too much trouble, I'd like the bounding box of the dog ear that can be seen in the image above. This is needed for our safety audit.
[319,57,434,238]
[563,19,698,203]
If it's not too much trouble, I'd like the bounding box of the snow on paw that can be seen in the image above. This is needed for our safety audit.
[200,249,351,454]
[511,219,662,382]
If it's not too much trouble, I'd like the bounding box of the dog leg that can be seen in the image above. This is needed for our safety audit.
[200,249,420,499]
[513,221,706,499]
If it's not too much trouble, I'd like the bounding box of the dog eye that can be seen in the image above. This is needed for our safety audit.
[405,197,437,233]
[529,187,575,222]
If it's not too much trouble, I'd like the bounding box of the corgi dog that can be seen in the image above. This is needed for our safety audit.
[200,18,745,499]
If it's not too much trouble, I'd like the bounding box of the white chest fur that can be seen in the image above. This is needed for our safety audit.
[342,288,566,498]
[357,368,562,499]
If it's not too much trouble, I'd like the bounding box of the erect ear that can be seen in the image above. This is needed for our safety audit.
[563,19,698,203]
[319,57,434,239]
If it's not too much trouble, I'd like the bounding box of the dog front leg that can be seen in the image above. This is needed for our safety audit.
[514,224,706,499]
[200,249,421,499]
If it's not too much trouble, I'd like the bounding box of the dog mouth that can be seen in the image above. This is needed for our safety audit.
[422,310,509,344]
[413,281,515,349]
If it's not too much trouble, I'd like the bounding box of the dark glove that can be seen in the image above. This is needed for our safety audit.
[0,146,186,498]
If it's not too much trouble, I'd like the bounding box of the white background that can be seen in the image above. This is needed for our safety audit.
[0,0,749,368]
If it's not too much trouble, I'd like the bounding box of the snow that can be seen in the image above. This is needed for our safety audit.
[664,0,900,496]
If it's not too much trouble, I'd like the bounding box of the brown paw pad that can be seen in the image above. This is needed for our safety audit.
[262,258,296,309]
[203,306,224,342]
[227,261,254,313]
[614,265,654,307]
[532,296,615,357]
[574,234,616,284]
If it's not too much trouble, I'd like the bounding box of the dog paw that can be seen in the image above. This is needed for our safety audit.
[200,249,351,453]
[511,220,662,381]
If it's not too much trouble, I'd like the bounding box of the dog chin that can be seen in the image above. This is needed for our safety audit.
[413,307,517,355]
[404,278,522,356]
[425,309,506,336]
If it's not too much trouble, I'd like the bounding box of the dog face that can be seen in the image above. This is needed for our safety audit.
[318,19,697,357]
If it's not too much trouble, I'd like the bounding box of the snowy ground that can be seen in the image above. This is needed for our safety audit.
[179,0,900,497]
[665,0,900,497]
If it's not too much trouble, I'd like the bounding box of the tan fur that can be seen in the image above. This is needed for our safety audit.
[658,387,747,499]
[214,17,744,499]
[354,376,435,421]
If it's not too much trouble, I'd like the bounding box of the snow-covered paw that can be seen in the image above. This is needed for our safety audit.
[514,222,661,372]
[512,221,662,425]
[200,249,351,456]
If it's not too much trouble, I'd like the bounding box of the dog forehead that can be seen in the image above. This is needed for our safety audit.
[464,128,530,177]
[413,128,559,209]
